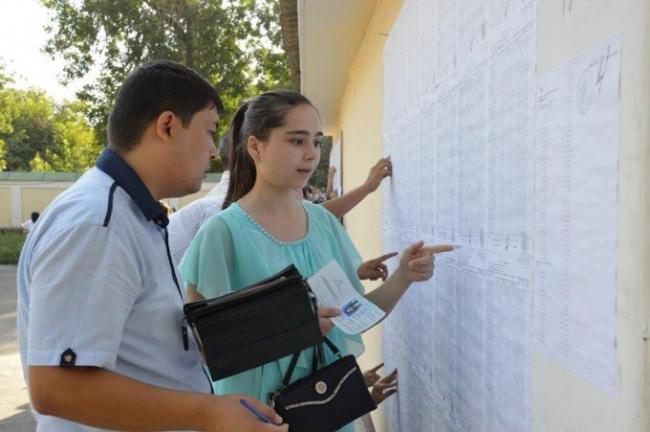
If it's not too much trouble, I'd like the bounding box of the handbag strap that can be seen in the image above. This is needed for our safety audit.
[282,337,342,387]
[281,284,343,387]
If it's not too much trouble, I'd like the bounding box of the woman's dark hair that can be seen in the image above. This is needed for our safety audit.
[107,60,224,152]
[222,91,315,209]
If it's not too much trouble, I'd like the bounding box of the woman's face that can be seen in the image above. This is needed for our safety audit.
[253,104,323,190]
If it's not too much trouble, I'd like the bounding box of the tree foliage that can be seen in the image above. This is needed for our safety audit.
[0,66,12,170]
[41,0,293,144]
[0,83,101,172]
[30,101,102,171]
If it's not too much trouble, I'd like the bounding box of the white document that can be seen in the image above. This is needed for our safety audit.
[308,261,385,335]
[533,35,621,392]
[382,0,537,430]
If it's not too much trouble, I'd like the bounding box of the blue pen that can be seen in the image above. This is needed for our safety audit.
[240,398,273,424]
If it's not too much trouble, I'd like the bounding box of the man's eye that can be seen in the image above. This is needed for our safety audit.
[291,139,303,145]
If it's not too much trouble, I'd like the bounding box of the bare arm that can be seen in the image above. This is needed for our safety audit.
[322,157,392,218]
[29,366,286,432]
[322,184,371,219]
[325,166,337,199]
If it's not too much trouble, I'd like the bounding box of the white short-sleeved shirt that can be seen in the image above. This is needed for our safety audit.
[17,149,212,431]
[168,171,229,267]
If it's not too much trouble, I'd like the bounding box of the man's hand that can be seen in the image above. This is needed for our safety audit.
[362,157,392,194]
[357,252,398,281]
[317,307,341,335]
[396,241,454,283]
[207,395,288,432]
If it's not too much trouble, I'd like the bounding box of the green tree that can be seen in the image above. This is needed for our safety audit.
[30,101,102,171]
[0,65,12,170]
[41,0,292,146]
[0,88,55,171]
[0,85,100,172]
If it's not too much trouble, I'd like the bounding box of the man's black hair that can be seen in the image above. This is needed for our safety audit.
[107,60,224,151]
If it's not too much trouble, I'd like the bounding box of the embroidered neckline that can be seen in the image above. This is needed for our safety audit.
[234,202,312,246]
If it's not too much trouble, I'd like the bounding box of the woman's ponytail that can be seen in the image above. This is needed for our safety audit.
[222,102,255,209]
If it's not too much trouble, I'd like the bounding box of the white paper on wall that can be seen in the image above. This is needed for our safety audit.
[382,0,537,430]
[533,35,621,393]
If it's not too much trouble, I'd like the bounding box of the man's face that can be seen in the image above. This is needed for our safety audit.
[172,106,219,196]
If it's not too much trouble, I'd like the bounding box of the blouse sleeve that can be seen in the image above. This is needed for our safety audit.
[179,214,236,300]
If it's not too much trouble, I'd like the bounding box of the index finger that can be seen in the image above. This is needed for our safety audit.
[370,252,398,264]
[367,362,384,374]
[419,244,455,255]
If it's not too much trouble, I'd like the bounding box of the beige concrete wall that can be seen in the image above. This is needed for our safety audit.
[533,1,650,431]
[333,1,403,430]
[0,187,11,227]
[21,188,65,221]
[0,182,217,227]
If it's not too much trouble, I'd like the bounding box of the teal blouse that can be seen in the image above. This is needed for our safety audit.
[180,201,365,429]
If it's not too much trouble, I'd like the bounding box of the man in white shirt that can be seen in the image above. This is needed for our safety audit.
[17,60,286,432]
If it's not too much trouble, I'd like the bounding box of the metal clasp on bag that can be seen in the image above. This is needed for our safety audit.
[269,388,284,408]
[315,381,328,394]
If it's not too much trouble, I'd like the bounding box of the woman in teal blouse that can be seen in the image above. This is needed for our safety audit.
[180,91,452,431]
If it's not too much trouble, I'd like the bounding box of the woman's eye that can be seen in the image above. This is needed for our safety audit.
[314,140,322,148]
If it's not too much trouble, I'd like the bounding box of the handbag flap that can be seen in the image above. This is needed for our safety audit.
[275,355,363,408]
[184,265,307,321]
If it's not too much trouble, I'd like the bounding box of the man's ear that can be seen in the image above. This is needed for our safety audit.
[246,135,262,162]
[155,111,176,144]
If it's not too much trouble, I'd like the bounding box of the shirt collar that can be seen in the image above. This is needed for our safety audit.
[96,148,169,227]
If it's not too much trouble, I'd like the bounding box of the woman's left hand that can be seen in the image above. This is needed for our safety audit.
[397,241,454,283]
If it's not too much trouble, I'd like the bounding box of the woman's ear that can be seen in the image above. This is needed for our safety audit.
[247,135,262,162]
[155,111,176,144]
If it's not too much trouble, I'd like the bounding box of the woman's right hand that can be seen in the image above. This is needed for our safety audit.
[317,307,341,335]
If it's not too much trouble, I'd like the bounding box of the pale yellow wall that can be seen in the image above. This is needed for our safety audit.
[21,188,65,221]
[0,182,217,227]
[0,187,11,227]
[334,1,403,430]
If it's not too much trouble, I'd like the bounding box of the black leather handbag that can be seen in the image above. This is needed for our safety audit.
[270,338,377,432]
[183,265,322,381]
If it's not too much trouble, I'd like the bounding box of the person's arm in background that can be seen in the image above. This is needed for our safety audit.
[29,367,286,432]
[362,363,398,405]
[322,157,392,219]
[325,166,338,200]
[357,252,398,281]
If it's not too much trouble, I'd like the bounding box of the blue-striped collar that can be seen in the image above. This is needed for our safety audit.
[96,148,168,227]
